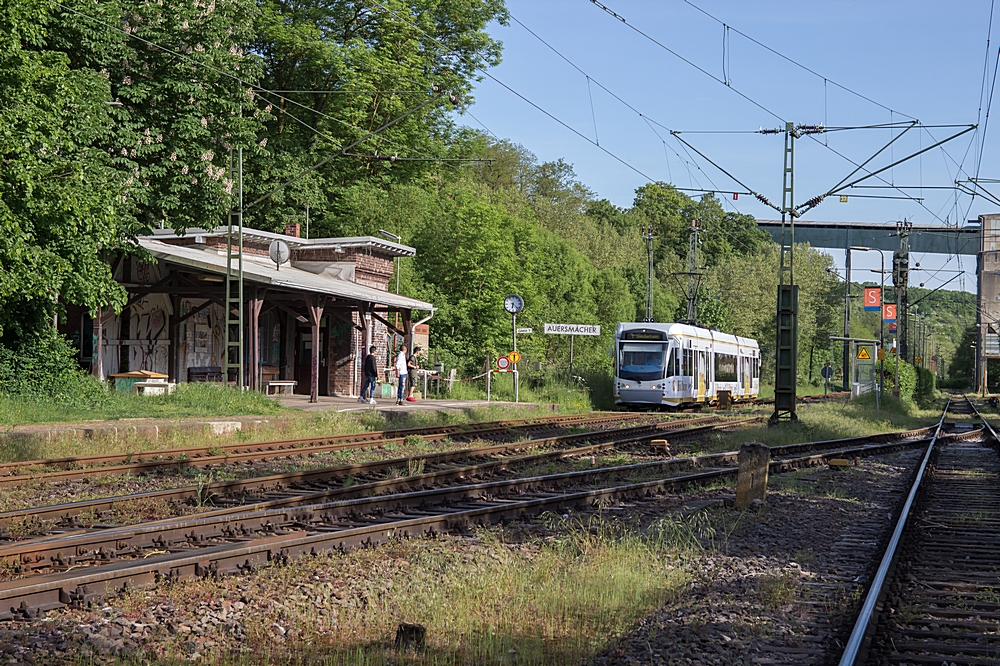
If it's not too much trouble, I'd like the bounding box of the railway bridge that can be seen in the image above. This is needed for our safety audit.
[755,215,995,391]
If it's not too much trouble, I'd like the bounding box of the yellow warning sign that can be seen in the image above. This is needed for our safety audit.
[508,351,522,364]
[915,356,923,364]
[856,347,872,361]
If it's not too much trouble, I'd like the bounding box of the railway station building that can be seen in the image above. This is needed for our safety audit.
[61,225,433,400]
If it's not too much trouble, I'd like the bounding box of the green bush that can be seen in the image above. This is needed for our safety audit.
[877,358,916,403]
[0,332,110,406]
[914,367,936,405]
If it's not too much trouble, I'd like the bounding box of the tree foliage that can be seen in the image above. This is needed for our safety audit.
[4,0,964,404]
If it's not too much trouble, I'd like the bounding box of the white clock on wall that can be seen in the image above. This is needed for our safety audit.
[504,294,525,314]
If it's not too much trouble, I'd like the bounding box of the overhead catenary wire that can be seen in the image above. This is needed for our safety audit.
[682,0,916,120]
[586,0,957,222]
[375,0,761,223]
[509,12,745,214]
[61,4,489,209]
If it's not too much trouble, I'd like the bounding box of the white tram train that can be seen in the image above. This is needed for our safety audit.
[613,322,760,409]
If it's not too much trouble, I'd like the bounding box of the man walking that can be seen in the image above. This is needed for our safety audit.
[405,345,421,402]
[394,346,408,406]
[359,345,379,405]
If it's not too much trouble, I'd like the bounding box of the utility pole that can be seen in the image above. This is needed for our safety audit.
[843,249,851,392]
[894,219,911,362]
[642,223,655,322]
[772,122,800,423]
[671,219,703,325]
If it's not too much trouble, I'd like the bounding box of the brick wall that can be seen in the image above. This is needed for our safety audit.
[295,248,393,291]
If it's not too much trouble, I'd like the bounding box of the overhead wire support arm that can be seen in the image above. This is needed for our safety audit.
[796,124,977,216]
[671,131,781,212]
[800,120,918,210]
[957,179,1000,207]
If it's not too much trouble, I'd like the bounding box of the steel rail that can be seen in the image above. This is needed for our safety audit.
[966,396,1000,443]
[0,425,959,621]
[0,416,925,533]
[837,397,953,666]
[3,422,967,582]
[0,418,760,560]
[0,414,707,488]
[0,411,653,476]
[0,416,740,529]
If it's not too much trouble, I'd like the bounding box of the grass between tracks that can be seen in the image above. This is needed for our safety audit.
[72,515,695,665]
[686,393,945,456]
[0,397,588,464]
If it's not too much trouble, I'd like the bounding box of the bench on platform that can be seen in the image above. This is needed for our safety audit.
[134,381,176,396]
[188,366,224,383]
[264,380,297,395]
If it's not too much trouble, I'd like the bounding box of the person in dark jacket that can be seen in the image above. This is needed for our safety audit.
[360,346,379,405]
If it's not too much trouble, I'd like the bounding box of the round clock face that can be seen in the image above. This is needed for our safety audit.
[504,294,524,314]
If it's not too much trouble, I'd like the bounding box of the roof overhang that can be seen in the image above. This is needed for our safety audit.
[138,239,433,311]
[145,227,416,258]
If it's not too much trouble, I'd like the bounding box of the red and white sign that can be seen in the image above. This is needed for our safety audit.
[496,356,512,371]
[863,287,880,311]
[883,303,897,322]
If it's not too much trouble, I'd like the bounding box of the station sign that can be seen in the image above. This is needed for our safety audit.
[882,304,897,323]
[544,323,601,336]
[864,287,880,311]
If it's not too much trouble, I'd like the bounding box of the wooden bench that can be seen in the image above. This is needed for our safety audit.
[134,381,176,396]
[188,366,224,382]
[264,380,297,395]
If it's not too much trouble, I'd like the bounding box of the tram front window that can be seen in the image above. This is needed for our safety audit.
[618,343,666,381]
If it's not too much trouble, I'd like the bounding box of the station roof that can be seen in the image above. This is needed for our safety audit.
[139,238,434,311]
[144,227,417,258]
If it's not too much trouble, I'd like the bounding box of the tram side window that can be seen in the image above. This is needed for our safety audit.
[682,348,693,376]
[714,353,738,382]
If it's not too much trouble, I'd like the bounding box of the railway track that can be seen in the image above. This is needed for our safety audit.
[838,394,1000,665]
[0,414,746,538]
[0,411,684,488]
[0,414,962,621]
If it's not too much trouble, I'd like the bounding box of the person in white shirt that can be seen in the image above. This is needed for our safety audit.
[394,348,408,405]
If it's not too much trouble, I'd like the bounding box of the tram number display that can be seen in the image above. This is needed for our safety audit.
[620,329,667,341]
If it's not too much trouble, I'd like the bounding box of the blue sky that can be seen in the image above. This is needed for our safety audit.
[460,0,997,292]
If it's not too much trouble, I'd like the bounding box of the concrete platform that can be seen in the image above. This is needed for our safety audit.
[273,393,538,414]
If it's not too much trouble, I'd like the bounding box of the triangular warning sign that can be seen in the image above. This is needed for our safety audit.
[856,347,872,361]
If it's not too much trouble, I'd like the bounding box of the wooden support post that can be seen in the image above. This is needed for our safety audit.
[247,289,264,391]
[401,309,412,353]
[92,307,104,380]
[305,294,326,403]
[168,297,179,384]
[735,442,770,509]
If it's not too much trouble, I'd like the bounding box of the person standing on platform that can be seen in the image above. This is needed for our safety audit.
[359,346,379,405]
[394,346,408,406]
[406,346,421,402]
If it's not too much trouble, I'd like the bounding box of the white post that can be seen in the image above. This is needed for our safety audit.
[487,363,491,402]
[569,334,575,376]
[512,313,519,403]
